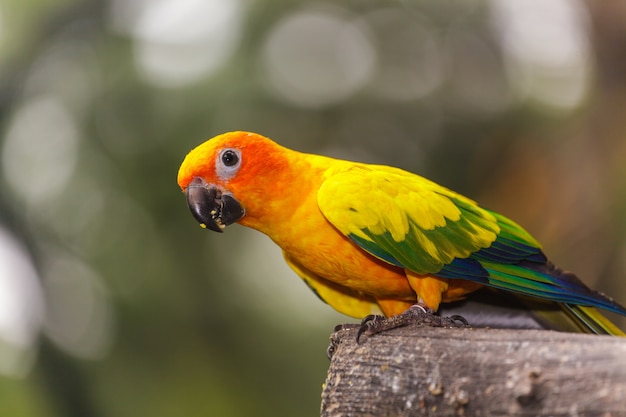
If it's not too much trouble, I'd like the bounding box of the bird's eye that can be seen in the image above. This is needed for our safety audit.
[221,150,239,167]
[216,148,242,179]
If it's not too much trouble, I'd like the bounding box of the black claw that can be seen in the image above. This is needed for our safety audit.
[356,314,386,344]
[328,323,361,359]
[449,314,469,326]
[327,335,338,360]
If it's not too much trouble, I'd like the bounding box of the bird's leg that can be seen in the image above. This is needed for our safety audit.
[356,303,469,343]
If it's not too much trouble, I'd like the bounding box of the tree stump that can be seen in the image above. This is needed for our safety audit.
[322,325,626,416]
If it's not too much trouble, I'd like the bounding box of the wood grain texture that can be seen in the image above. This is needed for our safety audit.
[322,325,626,416]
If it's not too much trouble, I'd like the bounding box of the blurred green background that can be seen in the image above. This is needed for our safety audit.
[0,0,625,416]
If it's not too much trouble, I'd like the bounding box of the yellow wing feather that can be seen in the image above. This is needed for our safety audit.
[318,163,499,274]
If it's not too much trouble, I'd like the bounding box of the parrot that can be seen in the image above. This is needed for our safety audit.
[177,131,626,337]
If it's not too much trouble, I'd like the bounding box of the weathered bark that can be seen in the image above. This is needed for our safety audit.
[322,325,626,416]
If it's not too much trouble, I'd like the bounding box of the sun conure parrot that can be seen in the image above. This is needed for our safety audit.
[177,131,626,337]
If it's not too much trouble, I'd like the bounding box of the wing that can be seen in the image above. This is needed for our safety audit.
[317,163,503,275]
[317,163,626,323]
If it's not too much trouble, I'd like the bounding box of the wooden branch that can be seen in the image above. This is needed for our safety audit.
[322,325,626,416]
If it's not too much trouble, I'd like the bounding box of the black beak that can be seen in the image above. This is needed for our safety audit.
[185,177,245,232]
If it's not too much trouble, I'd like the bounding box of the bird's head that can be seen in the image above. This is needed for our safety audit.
[177,131,291,232]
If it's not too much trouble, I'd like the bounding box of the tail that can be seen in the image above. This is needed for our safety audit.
[481,261,626,336]
[439,288,626,336]
[562,304,625,336]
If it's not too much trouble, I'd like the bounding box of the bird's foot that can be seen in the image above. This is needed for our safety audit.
[356,304,469,343]
[327,323,361,359]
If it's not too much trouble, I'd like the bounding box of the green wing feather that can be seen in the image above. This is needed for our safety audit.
[318,163,626,335]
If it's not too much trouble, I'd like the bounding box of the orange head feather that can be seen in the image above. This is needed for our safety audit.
[177,131,288,190]
[177,131,303,233]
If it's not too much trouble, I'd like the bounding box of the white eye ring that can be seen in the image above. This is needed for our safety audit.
[216,148,242,179]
